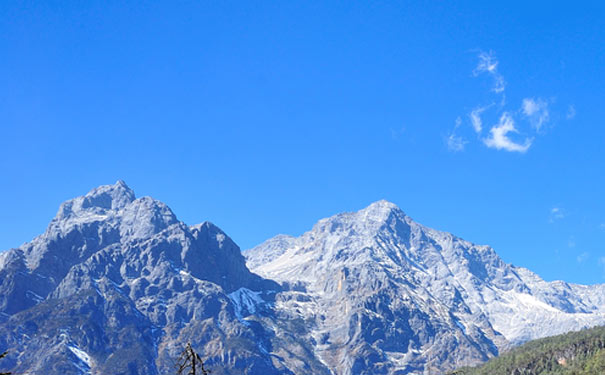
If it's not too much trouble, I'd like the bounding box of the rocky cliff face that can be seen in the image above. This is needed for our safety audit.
[2,184,605,375]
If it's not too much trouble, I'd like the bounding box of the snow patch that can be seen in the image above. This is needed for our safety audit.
[228,288,266,321]
[67,345,92,374]
[26,290,44,303]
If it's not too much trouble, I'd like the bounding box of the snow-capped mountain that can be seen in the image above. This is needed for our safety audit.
[246,200,605,374]
[2,183,605,375]
[0,181,327,375]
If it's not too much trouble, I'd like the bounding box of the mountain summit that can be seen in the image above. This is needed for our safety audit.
[0,181,295,375]
[56,179,136,218]
[247,200,605,374]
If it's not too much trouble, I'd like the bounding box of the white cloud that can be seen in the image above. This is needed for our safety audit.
[474,52,498,74]
[446,117,467,152]
[522,98,550,132]
[451,50,559,153]
[549,207,565,222]
[492,75,506,94]
[473,51,506,93]
[577,252,589,263]
[469,106,489,134]
[566,105,576,120]
[483,112,532,152]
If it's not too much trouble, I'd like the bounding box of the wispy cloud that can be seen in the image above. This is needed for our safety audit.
[566,105,576,120]
[522,98,550,132]
[549,207,565,222]
[469,106,489,134]
[447,134,466,152]
[483,112,532,153]
[568,236,576,248]
[473,51,506,94]
[577,252,589,263]
[446,117,467,152]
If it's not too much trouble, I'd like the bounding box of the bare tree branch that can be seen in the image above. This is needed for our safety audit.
[175,343,210,375]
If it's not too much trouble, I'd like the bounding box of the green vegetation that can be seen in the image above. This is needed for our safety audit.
[451,326,605,375]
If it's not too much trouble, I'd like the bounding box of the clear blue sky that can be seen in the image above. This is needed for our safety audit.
[2,1,604,284]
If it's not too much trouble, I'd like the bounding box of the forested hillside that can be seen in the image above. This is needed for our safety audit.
[453,326,605,375]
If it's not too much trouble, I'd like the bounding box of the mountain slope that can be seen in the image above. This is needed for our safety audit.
[0,181,327,375]
[246,200,605,374]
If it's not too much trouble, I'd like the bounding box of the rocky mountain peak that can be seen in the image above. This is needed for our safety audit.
[55,180,136,220]
[362,199,402,215]
[346,199,406,224]
[358,199,408,227]
[307,199,409,243]
[247,200,605,373]
[0,182,293,375]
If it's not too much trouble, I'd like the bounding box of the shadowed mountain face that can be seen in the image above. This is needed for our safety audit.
[2,184,605,375]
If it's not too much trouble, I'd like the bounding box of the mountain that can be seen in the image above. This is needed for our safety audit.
[0,181,328,375]
[454,325,605,374]
[2,184,605,375]
[246,200,605,374]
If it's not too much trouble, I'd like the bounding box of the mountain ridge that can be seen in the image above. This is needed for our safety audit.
[2,182,605,374]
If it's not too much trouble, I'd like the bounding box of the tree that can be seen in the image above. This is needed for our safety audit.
[176,343,210,375]
[0,351,11,375]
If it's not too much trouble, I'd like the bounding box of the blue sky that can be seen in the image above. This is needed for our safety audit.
[1,1,604,284]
